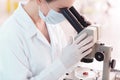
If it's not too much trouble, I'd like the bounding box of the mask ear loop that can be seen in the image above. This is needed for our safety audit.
[38,4,46,21]
[38,0,51,16]
[38,1,52,23]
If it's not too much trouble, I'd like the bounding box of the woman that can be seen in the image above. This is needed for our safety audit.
[0,0,94,80]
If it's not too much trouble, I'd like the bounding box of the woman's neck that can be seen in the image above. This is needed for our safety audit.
[23,1,50,43]
[23,1,40,23]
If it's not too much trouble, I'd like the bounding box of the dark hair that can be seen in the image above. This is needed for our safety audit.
[46,0,53,2]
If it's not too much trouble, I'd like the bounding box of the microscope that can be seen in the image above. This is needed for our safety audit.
[60,6,116,80]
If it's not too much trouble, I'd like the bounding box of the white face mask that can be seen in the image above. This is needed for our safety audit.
[39,9,65,24]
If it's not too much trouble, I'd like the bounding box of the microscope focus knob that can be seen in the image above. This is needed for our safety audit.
[81,58,94,63]
[110,59,116,69]
[95,52,104,61]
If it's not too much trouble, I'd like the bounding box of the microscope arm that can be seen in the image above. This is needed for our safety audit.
[81,26,116,80]
[95,43,116,80]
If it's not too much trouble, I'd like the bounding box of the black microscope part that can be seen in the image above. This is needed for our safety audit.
[60,8,84,33]
[69,6,91,27]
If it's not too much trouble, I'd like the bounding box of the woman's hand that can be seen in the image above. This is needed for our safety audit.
[60,33,94,68]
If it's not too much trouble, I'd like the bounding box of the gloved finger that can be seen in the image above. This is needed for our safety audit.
[80,48,92,58]
[79,41,94,52]
[74,33,87,44]
[77,36,93,48]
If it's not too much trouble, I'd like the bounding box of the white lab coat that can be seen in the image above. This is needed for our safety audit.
[0,2,68,80]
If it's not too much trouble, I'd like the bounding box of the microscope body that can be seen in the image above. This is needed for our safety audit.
[77,26,115,80]
[60,6,116,80]
[61,26,116,80]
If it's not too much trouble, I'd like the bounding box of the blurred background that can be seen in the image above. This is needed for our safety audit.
[0,0,19,24]
[0,0,120,70]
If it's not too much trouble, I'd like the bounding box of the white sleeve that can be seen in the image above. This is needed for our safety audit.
[31,59,66,80]
[0,38,66,80]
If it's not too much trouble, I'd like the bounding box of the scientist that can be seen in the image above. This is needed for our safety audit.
[0,0,94,80]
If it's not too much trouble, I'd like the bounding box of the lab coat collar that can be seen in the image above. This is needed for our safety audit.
[13,2,61,47]
[13,2,38,38]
